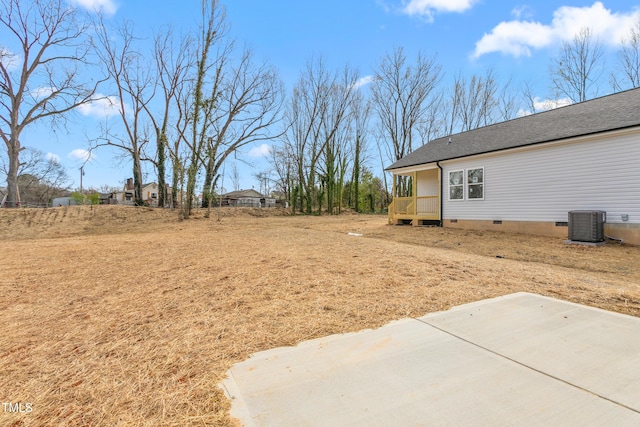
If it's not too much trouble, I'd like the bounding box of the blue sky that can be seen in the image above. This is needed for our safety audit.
[5,0,640,192]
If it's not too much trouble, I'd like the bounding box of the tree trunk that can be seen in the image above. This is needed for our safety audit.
[201,156,215,208]
[353,134,361,213]
[133,152,144,206]
[171,160,180,209]
[5,139,21,208]
[337,157,347,214]
[325,143,335,214]
[157,131,167,207]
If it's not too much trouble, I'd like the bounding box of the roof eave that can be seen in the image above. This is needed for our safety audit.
[386,124,640,172]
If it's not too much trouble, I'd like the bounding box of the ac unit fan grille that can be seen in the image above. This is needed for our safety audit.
[568,211,605,242]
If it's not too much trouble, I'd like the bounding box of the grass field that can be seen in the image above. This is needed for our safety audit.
[1,205,639,426]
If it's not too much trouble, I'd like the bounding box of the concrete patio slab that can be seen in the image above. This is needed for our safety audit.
[219,293,640,426]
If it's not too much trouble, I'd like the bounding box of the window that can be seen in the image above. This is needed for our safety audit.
[151,193,157,199]
[449,170,463,200]
[467,168,484,200]
[448,167,484,200]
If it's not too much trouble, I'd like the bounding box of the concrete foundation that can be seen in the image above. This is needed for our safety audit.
[443,219,640,246]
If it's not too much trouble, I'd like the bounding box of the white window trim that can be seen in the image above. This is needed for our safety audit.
[448,170,464,201]
[467,167,484,201]
[447,167,485,201]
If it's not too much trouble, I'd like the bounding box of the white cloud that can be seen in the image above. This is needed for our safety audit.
[69,0,118,16]
[46,152,61,163]
[402,0,478,20]
[248,144,271,158]
[31,86,56,100]
[353,75,374,89]
[474,21,556,58]
[376,0,392,14]
[68,149,96,162]
[0,48,20,71]
[511,6,534,20]
[76,94,124,119]
[518,97,573,117]
[473,2,640,58]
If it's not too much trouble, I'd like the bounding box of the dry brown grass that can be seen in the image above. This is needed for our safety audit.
[1,205,639,426]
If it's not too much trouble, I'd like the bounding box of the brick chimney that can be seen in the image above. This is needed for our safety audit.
[126,178,134,190]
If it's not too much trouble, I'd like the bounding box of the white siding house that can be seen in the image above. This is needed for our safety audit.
[386,88,640,245]
[113,180,161,206]
[221,189,276,208]
[141,183,159,206]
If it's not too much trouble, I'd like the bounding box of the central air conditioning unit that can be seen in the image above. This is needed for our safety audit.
[568,211,606,242]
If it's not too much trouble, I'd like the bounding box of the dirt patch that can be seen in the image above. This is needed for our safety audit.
[1,206,639,426]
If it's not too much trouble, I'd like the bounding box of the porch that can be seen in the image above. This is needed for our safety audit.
[388,168,441,226]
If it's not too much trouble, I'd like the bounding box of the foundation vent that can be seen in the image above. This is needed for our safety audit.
[568,211,605,242]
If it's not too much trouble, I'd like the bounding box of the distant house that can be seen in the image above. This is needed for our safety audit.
[386,87,640,245]
[112,178,135,205]
[221,189,276,208]
[99,192,118,205]
[112,179,160,206]
[141,182,159,206]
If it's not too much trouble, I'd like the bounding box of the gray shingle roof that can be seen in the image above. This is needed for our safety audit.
[386,87,640,171]
[223,189,265,199]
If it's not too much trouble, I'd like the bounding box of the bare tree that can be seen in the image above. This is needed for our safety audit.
[281,56,329,214]
[416,89,445,144]
[496,76,520,122]
[267,143,294,208]
[94,17,156,206]
[521,81,540,115]
[612,17,640,90]
[1,147,69,205]
[442,69,520,133]
[168,77,192,209]
[231,162,240,191]
[348,89,371,213]
[183,0,230,218]
[371,47,441,201]
[281,57,357,214]
[253,170,270,195]
[446,69,498,133]
[282,60,320,213]
[371,47,442,163]
[550,27,604,103]
[0,0,99,207]
[144,28,193,208]
[318,65,359,214]
[199,48,284,210]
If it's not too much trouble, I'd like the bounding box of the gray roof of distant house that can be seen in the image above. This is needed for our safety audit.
[223,189,266,199]
[386,87,640,171]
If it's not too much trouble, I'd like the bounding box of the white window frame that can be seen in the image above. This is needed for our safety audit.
[448,170,464,201]
[467,167,484,200]
[447,167,485,201]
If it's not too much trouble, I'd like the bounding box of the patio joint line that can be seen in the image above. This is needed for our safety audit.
[416,318,640,415]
